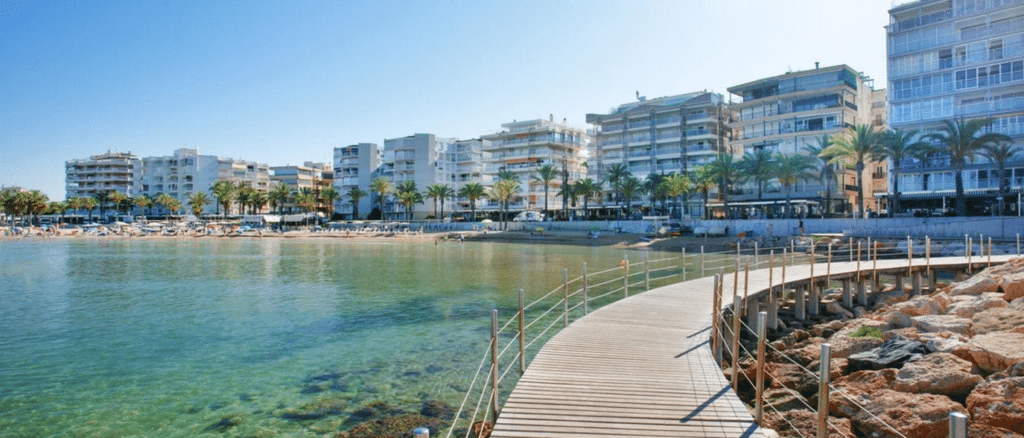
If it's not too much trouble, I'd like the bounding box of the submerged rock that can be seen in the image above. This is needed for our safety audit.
[203,415,242,432]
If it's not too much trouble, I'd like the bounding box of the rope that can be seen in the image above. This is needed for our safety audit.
[444,342,493,438]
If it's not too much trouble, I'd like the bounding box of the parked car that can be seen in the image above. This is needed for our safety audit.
[513,211,544,222]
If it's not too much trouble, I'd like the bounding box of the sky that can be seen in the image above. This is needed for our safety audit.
[0,0,895,200]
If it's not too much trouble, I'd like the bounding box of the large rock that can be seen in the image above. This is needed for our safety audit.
[947,295,1009,318]
[912,314,972,335]
[762,409,854,438]
[876,310,913,329]
[834,389,966,438]
[889,295,946,317]
[966,377,1024,434]
[761,387,808,412]
[826,329,885,359]
[973,308,1024,335]
[952,274,1001,296]
[968,332,1024,374]
[917,331,971,353]
[848,338,928,372]
[830,369,897,406]
[968,423,1024,438]
[766,362,817,397]
[893,353,983,398]
[997,271,1024,302]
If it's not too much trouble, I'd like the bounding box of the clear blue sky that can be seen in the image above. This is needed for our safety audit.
[1,0,894,200]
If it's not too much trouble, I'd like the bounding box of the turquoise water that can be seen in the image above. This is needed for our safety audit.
[0,238,636,437]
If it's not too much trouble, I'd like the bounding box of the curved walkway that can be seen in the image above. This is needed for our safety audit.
[490,254,1016,438]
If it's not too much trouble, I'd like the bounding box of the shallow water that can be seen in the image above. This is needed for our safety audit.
[0,238,637,437]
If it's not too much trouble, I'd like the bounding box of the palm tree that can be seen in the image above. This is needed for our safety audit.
[210,180,235,217]
[425,184,448,220]
[188,192,209,217]
[496,168,519,182]
[80,196,98,221]
[66,196,84,221]
[738,148,775,202]
[880,129,929,217]
[556,181,578,219]
[94,191,111,221]
[691,165,716,220]
[457,183,487,222]
[573,178,600,220]
[490,178,519,230]
[346,187,368,219]
[925,118,1013,216]
[774,153,817,218]
[824,124,885,218]
[619,175,643,220]
[706,152,738,217]
[18,191,48,225]
[644,173,668,215]
[369,177,392,216]
[661,173,691,220]
[803,134,837,218]
[133,195,152,220]
[602,163,630,218]
[154,193,177,217]
[108,191,129,218]
[269,182,290,214]
[295,188,316,214]
[532,164,558,220]
[47,201,69,222]
[250,191,269,215]
[394,181,420,220]
[319,186,340,219]
[978,140,1018,216]
[235,184,255,215]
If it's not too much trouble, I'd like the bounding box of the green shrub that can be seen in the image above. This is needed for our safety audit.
[848,326,884,339]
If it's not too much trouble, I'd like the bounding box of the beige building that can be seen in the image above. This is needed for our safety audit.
[270,162,333,214]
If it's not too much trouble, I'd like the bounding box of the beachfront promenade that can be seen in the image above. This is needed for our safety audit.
[490,253,1016,437]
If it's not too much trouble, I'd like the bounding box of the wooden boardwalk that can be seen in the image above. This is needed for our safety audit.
[490,254,1016,438]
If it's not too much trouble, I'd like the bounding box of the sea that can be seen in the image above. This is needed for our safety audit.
[0,238,639,437]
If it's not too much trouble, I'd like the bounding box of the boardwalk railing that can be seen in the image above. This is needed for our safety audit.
[442,233,1021,438]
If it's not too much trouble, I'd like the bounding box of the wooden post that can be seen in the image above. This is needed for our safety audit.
[755,311,767,426]
[872,240,879,293]
[926,235,932,285]
[563,269,569,328]
[645,251,651,291]
[809,241,818,317]
[816,343,832,438]
[988,237,992,268]
[681,248,686,280]
[731,293,742,392]
[1017,233,1020,256]
[743,261,751,334]
[768,250,777,330]
[624,254,630,297]
[908,236,913,278]
[849,237,854,262]
[968,237,973,274]
[713,273,723,364]
[826,242,833,287]
[490,309,499,421]
[701,245,705,277]
[518,289,526,373]
[582,262,589,315]
[754,241,759,268]
[781,248,787,307]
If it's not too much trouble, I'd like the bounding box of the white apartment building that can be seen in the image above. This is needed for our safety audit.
[141,148,271,215]
[480,116,589,217]
[65,151,142,199]
[586,92,730,218]
[270,162,333,215]
[728,65,885,218]
[381,133,458,219]
[333,143,381,219]
[888,0,1024,215]
[449,138,492,216]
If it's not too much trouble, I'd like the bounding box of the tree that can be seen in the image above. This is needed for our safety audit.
[188,192,209,217]
[803,134,838,218]
[774,153,817,218]
[490,178,519,230]
[661,173,691,220]
[155,193,178,216]
[978,140,1018,216]
[556,181,578,219]
[824,124,885,218]
[66,196,84,220]
[924,118,1013,216]
[394,181,422,220]
[235,184,255,215]
[94,191,111,221]
[250,191,269,215]
[706,152,738,217]
[210,180,235,216]
[496,168,519,182]
[458,183,487,222]
[619,175,643,219]
[47,201,69,222]
[346,187,368,219]
[691,165,716,220]
[602,163,630,218]
[319,186,340,219]
[295,188,316,214]
[425,184,448,220]
[133,195,153,220]
[269,182,290,214]
[644,173,668,215]
[369,177,392,216]
[108,191,129,218]
[532,164,558,220]
[80,196,98,221]
[879,129,929,217]
[573,178,601,220]
[738,148,775,202]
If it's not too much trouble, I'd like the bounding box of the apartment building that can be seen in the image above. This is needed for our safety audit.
[380,133,458,219]
[65,151,142,199]
[728,64,885,218]
[141,148,271,215]
[888,0,1024,215]
[481,116,589,217]
[450,138,492,215]
[270,162,333,214]
[586,92,730,218]
[333,143,381,219]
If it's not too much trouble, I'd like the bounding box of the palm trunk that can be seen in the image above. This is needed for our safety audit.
[856,161,865,218]
[891,164,901,218]
[954,159,967,216]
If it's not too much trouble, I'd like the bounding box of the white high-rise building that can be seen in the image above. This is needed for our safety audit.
[381,133,457,219]
[65,151,142,199]
[141,148,271,216]
[333,143,381,219]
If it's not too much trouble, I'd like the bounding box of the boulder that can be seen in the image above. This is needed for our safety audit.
[917,331,971,353]
[876,310,913,329]
[788,338,825,367]
[762,409,854,438]
[889,295,945,317]
[893,353,983,398]
[765,362,817,397]
[872,289,910,309]
[848,338,928,372]
[968,332,1024,374]
[947,295,1009,318]
[912,314,972,335]
[999,271,1024,302]
[973,308,1024,335]
[1010,297,1024,310]
[830,369,897,407]
[835,389,966,438]
[825,301,854,319]
[761,387,808,412]
[966,377,1024,434]
[826,330,885,358]
[968,423,1024,438]
[951,274,1001,296]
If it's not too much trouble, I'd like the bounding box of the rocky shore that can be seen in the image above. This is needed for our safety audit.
[733,258,1024,438]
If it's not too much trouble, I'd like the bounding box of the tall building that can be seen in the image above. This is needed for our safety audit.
[449,139,492,217]
[887,0,1024,215]
[728,65,885,218]
[381,133,458,219]
[141,148,271,215]
[333,143,381,219]
[586,92,730,218]
[65,151,142,199]
[481,116,589,216]
[270,162,333,215]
